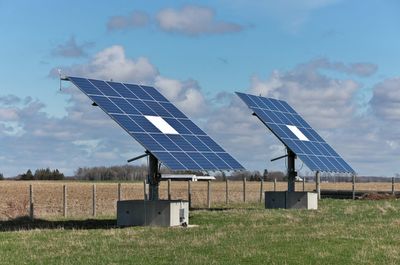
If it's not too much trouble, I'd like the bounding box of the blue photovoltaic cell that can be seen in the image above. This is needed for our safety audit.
[68,76,244,171]
[236,92,354,174]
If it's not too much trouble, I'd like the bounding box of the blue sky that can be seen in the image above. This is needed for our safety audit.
[0,0,399,177]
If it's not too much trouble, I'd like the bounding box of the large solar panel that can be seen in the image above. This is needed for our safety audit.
[236,92,354,174]
[67,76,244,171]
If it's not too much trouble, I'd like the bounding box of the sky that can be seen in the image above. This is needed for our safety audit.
[0,0,399,177]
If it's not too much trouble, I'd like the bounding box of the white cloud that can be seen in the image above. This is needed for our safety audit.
[52,36,94,58]
[54,45,159,84]
[107,11,150,31]
[370,78,400,121]
[156,5,244,36]
[225,0,342,31]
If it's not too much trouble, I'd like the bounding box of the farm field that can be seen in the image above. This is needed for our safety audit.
[0,180,399,219]
[0,199,400,264]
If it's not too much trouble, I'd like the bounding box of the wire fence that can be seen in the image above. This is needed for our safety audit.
[0,179,398,220]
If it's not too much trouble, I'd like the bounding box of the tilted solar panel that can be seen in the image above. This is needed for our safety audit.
[236,92,354,174]
[67,76,244,171]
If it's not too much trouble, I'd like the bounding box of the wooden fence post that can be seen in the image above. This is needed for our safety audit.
[63,185,67,217]
[259,179,264,202]
[92,184,96,217]
[29,184,34,220]
[118,183,121,201]
[392,177,395,195]
[274,178,277,192]
[352,174,356,200]
[207,180,211,209]
[303,177,305,192]
[168,179,172,200]
[243,177,246,202]
[225,179,229,205]
[188,180,192,209]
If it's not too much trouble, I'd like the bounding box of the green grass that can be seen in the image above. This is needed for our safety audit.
[1,199,400,265]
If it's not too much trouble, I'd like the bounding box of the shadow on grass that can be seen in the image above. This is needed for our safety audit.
[0,216,117,232]
[190,207,233,211]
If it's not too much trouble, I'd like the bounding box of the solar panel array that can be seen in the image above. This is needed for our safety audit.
[67,76,244,171]
[236,92,354,173]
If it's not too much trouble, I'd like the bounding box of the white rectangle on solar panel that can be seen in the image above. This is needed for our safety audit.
[145,116,179,135]
[286,125,309,141]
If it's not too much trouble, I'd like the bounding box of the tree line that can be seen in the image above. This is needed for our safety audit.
[17,168,65,180]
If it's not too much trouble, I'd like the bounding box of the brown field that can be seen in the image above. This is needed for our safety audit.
[0,180,398,220]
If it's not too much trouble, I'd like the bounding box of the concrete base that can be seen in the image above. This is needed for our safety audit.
[117,200,189,227]
[265,192,318,210]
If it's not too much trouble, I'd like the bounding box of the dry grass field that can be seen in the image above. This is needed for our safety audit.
[0,180,398,220]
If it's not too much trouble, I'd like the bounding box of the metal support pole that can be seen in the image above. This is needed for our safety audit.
[168,179,171,200]
[352,174,356,200]
[188,180,192,209]
[274,178,277,192]
[148,153,160,201]
[316,171,321,200]
[207,180,211,209]
[63,185,67,217]
[29,184,34,220]
[92,184,96,217]
[243,177,246,202]
[287,149,296,193]
[225,179,229,205]
[260,179,264,202]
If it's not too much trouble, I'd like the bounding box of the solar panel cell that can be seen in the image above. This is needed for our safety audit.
[124,84,154,100]
[107,82,138,99]
[111,114,144,132]
[69,77,103,95]
[90,96,123,114]
[140,85,169,102]
[109,98,141,115]
[89,79,120,97]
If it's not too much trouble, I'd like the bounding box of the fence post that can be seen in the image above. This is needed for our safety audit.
[259,179,264,202]
[143,180,147,200]
[188,180,192,209]
[303,177,305,192]
[118,183,122,201]
[352,174,356,200]
[243,178,246,202]
[168,179,172,200]
[225,179,229,205]
[207,180,211,209]
[63,185,67,217]
[92,184,96,217]
[392,177,395,195]
[316,171,321,200]
[29,184,34,220]
[274,178,277,192]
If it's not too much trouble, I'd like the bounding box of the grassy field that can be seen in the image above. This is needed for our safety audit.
[0,180,399,219]
[0,199,399,264]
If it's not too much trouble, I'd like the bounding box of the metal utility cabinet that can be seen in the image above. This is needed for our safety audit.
[117,200,189,227]
[265,191,318,210]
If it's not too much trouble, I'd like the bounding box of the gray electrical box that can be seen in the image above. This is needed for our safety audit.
[265,191,318,210]
[117,200,189,227]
